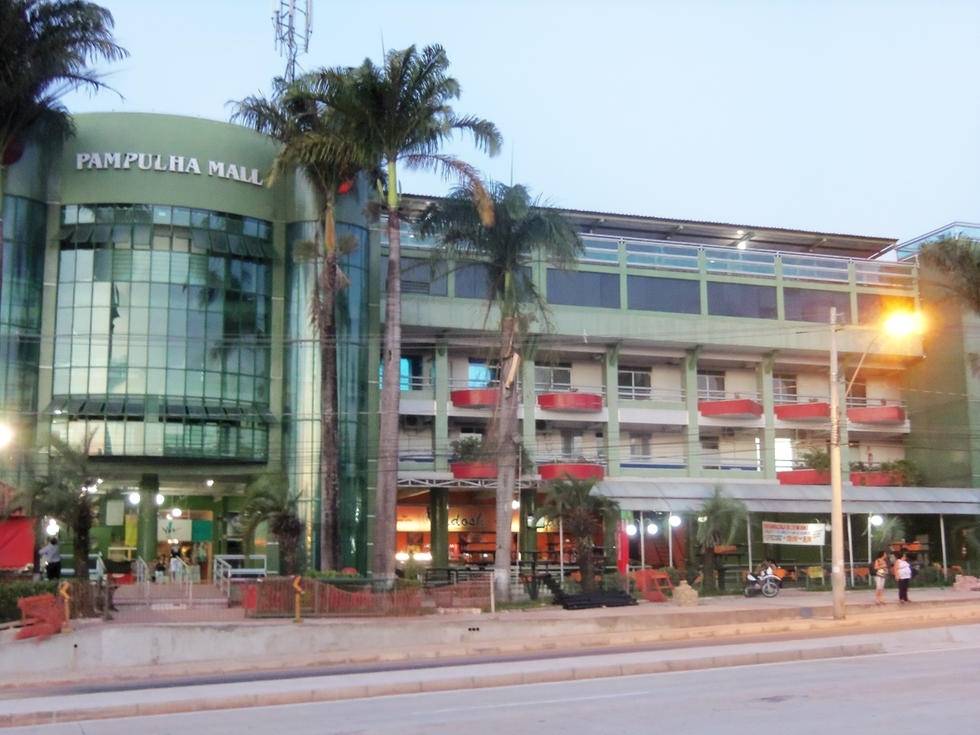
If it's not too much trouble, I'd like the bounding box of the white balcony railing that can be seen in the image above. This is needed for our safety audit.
[618,386,686,402]
[697,389,761,402]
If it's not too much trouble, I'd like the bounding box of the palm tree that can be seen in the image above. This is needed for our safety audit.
[918,237,980,312]
[539,479,619,594]
[419,182,582,599]
[19,435,101,577]
[241,472,304,576]
[695,488,747,593]
[331,44,502,584]
[0,0,127,314]
[232,70,372,571]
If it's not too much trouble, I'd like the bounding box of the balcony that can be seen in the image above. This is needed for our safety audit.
[846,399,906,425]
[777,468,830,485]
[774,395,831,422]
[620,454,687,470]
[449,379,500,408]
[537,385,604,412]
[618,386,686,404]
[701,455,761,472]
[536,455,605,481]
[698,391,763,419]
[449,461,498,479]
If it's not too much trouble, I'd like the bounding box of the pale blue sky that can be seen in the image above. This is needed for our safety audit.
[62,0,980,242]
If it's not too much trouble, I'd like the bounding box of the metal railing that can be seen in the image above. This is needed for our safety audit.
[773,392,830,405]
[618,386,686,402]
[846,396,905,409]
[534,383,606,395]
[448,377,501,390]
[212,554,268,598]
[701,456,762,471]
[400,376,432,391]
[697,389,761,402]
[534,453,606,465]
[620,455,687,469]
[214,556,233,597]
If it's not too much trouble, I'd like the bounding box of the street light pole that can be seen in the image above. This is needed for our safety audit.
[829,307,846,620]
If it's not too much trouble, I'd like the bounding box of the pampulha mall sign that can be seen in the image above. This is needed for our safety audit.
[75,152,264,187]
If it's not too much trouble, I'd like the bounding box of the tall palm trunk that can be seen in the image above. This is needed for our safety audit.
[374,160,402,585]
[318,200,340,571]
[0,166,6,346]
[488,302,521,601]
[73,502,91,579]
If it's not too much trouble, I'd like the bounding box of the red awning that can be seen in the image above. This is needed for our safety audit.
[0,518,35,570]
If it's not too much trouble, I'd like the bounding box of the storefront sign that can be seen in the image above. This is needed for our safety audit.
[75,152,264,187]
[158,517,192,542]
[762,521,826,546]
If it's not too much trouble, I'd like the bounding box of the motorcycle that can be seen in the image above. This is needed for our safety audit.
[744,566,781,598]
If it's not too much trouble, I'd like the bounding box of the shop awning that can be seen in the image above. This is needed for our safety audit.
[594,479,980,516]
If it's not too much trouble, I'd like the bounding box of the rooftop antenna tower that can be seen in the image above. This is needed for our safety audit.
[273,0,313,81]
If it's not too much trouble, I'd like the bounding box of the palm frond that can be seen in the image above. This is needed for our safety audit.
[919,237,980,313]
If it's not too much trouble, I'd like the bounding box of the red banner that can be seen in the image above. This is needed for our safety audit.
[0,518,35,569]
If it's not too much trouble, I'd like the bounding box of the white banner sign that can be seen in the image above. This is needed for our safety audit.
[762,521,826,546]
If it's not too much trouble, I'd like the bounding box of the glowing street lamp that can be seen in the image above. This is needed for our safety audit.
[0,424,14,449]
[829,308,924,619]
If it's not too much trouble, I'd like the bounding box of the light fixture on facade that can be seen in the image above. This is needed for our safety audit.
[96,478,104,485]
[697,515,708,523]
[646,522,659,536]
[669,514,682,528]
[625,523,638,537]
[412,551,432,562]
[0,424,13,449]
[205,479,214,488]
[511,499,520,510]
[171,507,183,518]
[736,238,750,250]
[870,514,884,527]
[45,519,60,537]
[155,493,165,506]
[736,229,745,237]
[394,551,410,562]
[127,491,140,505]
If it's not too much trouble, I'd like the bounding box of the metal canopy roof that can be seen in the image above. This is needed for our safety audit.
[594,480,980,516]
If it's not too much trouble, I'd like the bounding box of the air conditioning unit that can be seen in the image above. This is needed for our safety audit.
[721,428,737,437]
[535,420,547,431]
[401,415,432,429]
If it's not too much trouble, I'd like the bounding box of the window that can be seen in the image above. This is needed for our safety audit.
[535,363,572,392]
[627,275,700,314]
[849,380,867,407]
[700,435,720,451]
[547,269,619,308]
[629,433,651,458]
[784,288,851,323]
[775,437,794,472]
[561,431,583,458]
[398,256,448,296]
[400,356,424,391]
[467,359,498,387]
[773,374,797,404]
[697,370,725,400]
[618,367,652,399]
[456,263,532,300]
[706,282,776,319]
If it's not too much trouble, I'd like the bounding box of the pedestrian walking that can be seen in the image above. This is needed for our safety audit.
[38,537,61,580]
[894,550,912,603]
[873,549,889,605]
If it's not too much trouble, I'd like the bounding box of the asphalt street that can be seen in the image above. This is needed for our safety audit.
[8,642,979,734]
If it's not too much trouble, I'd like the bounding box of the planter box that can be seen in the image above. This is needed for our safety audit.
[850,471,902,486]
[777,469,831,485]
[698,399,763,418]
[538,463,605,481]
[449,462,498,479]
[449,388,499,408]
[537,392,603,412]
[774,402,830,421]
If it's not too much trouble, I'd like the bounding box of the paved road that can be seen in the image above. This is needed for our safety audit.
[10,643,980,734]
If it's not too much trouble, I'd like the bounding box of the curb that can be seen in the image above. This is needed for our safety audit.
[0,641,884,728]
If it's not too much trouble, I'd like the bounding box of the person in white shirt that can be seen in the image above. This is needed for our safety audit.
[894,551,912,603]
[38,537,61,580]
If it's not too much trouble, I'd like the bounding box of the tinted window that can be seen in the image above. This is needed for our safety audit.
[456,263,533,300]
[706,282,776,319]
[547,269,619,308]
[627,275,700,314]
[784,288,850,323]
[857,293,915,325]
[397,256,447,296]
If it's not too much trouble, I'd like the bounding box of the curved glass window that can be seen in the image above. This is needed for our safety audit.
[51,204,272,461]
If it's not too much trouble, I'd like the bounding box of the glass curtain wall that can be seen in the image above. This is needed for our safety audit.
[50,204,272,461]
[0,195,46,484]
[284,220,370,571]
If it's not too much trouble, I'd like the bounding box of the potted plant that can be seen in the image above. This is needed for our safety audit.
[851,459,923,486]
[449,437,498,479]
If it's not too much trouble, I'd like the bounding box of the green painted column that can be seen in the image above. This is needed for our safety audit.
[434,343,450,471]
[684,349,702,476]
[428,488,449,567]
[138,474,159,563]
[604,345,621,476]
[758,355,776,478]
[520,486,537,557]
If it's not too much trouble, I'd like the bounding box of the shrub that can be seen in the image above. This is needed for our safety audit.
[801,449,830,471]
[0,580,58,623]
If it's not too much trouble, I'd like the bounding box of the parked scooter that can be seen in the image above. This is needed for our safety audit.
[744,561,781,598]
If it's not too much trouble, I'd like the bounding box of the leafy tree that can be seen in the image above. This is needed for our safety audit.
[539,479,618,594]
[331,44,501,584]
[420,182,581,599]
[241,472,303,576]
[919,237,980,312]
[695,488,747,593]
[233,70,373,571]
[19,435,101,577]
[0,0,127,312]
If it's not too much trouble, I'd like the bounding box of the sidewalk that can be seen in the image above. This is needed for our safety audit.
[1,586,977,693]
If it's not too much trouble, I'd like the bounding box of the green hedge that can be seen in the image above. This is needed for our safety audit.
[0,580,58,623]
